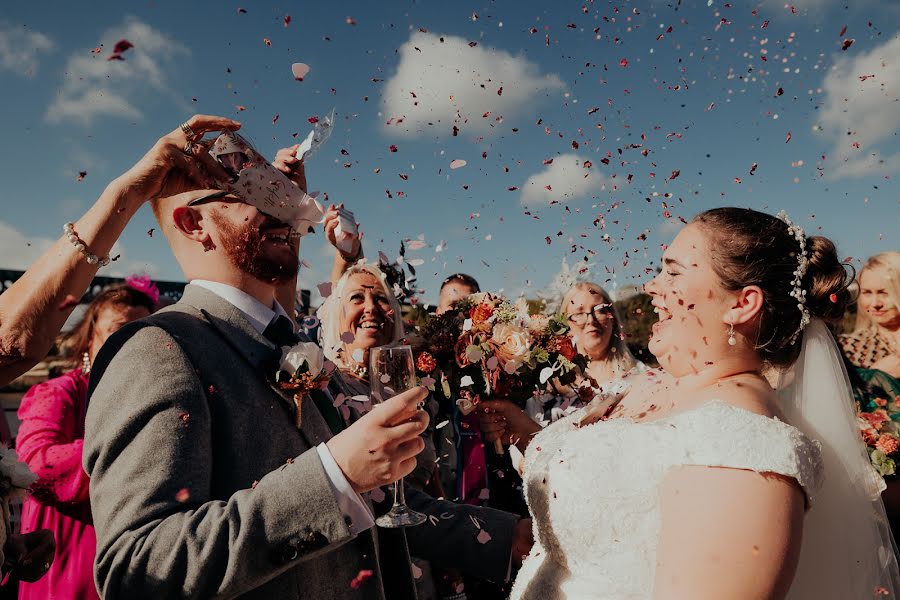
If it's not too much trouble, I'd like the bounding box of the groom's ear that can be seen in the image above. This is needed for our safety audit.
[172,205,212,246]
[725,285,764,327]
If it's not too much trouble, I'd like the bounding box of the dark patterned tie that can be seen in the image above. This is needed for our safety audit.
[262,315,298,348]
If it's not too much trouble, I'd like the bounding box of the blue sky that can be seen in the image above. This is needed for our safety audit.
[0,0,897,307]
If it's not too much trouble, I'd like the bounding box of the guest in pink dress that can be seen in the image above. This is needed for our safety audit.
[16,279,156,599]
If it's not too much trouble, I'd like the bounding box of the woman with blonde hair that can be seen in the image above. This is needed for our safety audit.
[840,251,900,378]
[479,281,645,440]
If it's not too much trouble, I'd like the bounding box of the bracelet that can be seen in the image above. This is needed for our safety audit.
[63,223,110,267]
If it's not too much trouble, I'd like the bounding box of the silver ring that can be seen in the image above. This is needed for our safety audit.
[180,122,197,139]
[183,141,195,155]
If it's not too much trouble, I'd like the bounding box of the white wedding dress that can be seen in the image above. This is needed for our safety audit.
[509,399,824,600]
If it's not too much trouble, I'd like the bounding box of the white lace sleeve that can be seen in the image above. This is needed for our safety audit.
[668,400,824,502]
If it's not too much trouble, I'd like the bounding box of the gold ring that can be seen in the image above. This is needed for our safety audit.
[180,122,197,139]
[183,141,195,155]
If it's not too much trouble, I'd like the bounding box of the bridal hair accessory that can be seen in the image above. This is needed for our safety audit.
[81,351,92,375]
[125,274,160,305]
[775,210,810,345]
[63,222,110,267]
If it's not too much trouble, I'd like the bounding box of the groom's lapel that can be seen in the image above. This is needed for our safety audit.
[179,284,333,446]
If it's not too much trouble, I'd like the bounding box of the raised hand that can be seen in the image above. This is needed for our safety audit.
[323,203,362,262]
[114,114,241,203]
[326,386,429,494]
[477,399,542,453]
[272,144,308,192]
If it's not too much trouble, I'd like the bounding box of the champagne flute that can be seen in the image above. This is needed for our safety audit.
[369,344,428,528]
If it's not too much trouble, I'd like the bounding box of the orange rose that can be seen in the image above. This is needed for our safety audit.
[877,434,900,456]
[470,303,494,325]
[416,351,437,374]
[861,410,891,431]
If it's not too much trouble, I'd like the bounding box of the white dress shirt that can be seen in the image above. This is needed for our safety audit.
[191,280,375,535]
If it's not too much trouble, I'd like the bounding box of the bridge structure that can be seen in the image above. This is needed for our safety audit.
[0,269,312,313]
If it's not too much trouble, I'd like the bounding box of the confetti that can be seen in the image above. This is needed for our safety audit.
[58,295,79,310]
[350,569,373,589]
[175,488,190,502]
[291,63,310,81]
[450,159,467,169]
[76,171,87,182]
[107,39,133,61]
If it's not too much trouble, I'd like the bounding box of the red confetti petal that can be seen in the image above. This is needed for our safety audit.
[350,569,373,589]
[58,295,79,310]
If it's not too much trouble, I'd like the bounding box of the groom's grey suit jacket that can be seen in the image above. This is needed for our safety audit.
[83,284,517,599]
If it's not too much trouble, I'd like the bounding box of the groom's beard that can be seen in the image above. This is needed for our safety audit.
[210,212,299,285]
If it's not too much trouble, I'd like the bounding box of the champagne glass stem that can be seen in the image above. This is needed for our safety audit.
[392,480,405,511]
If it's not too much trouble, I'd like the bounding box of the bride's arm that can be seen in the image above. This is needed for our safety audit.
[653,466,805,600]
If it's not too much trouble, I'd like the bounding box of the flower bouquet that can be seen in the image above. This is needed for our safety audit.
[856,396,900,477]
[420,292,588,453]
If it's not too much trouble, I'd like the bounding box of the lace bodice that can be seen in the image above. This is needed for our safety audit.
[510,400,824,600]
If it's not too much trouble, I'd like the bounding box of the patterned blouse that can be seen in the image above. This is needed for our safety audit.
[840,328,895,369]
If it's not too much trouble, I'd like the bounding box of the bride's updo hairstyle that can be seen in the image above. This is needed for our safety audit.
[692,207,852,367]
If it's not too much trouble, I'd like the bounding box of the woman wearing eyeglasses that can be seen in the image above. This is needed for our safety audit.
[478,282,645,443]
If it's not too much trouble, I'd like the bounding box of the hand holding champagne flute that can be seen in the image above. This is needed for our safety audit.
[369,345,428,528]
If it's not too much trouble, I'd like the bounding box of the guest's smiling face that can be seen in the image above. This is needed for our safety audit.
[564,288,614,361]
[644,224,734,376]
[340,272,396,362]
[859,266,899,329]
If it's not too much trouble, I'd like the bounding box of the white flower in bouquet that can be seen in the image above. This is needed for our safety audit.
[280,342,325,378]
[0,446,37,501]
[491,323,532,364]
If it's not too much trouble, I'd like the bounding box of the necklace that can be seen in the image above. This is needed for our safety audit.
[344,361,368,380]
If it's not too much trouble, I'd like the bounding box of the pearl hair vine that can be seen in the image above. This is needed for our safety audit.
[775,210,811,346]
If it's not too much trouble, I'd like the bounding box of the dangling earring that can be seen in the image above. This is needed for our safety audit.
[727,323,737,346]
[81,351,92,375]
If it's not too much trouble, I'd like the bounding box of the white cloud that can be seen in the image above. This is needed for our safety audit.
[381,31,564,137]
[819,34,900,178]
[0,22,53,77]
[759,0,834,11]
[0,221,55,270]
[519,154,612,207]
[0,220,161,280]
[46,17,188,125]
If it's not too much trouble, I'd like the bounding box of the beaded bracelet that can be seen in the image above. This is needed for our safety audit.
[63,222,110,267]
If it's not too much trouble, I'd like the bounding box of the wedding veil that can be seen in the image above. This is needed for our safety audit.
[777,318,900,598]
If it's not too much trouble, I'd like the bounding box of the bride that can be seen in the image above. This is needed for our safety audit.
[484,207,900,598]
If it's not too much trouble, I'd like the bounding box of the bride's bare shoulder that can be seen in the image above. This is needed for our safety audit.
[697,375,778,419]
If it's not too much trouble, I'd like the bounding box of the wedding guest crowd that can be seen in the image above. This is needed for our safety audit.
[0,113,897,598]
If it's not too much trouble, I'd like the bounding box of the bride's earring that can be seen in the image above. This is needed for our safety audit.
[81,351,92,375]
[727,323,737,346]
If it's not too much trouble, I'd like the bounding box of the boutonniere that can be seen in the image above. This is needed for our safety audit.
[272,342,335,428]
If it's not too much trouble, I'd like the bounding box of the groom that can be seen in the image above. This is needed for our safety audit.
[83,179,529,597]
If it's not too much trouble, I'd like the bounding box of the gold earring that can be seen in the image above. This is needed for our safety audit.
[727,323,737,346]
